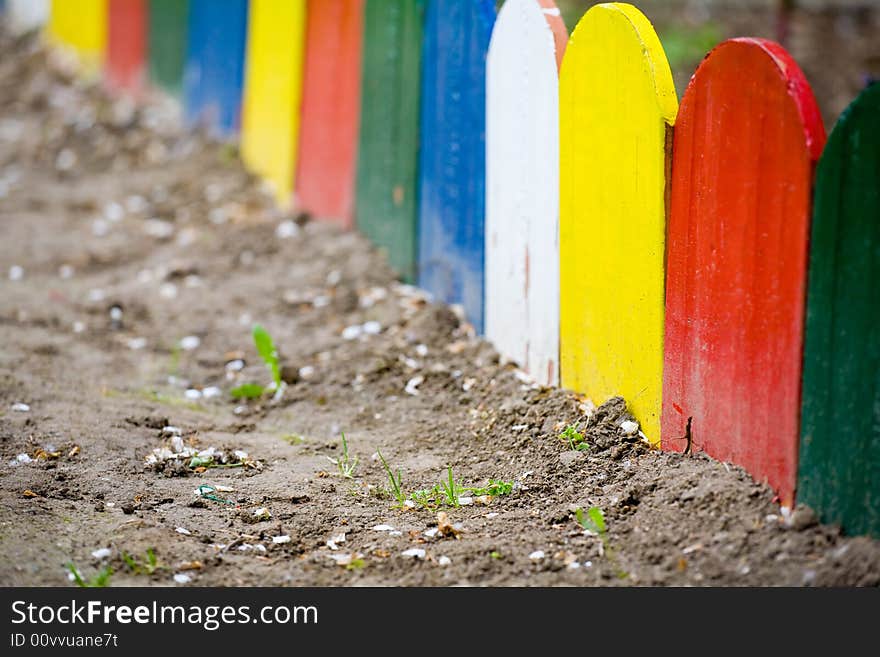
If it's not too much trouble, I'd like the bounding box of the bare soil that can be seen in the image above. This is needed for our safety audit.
[1,29,878,587]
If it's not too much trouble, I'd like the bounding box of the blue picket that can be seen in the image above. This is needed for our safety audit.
[183,0,249,139]
[417,0,495,333]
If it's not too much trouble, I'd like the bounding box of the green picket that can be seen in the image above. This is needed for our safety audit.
[148,0,188,98]
[355,0,424,282]
[799,83,880,537]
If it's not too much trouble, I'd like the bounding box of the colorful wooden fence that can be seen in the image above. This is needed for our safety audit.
[106,0,146,95]
[183,0,248,139]
[662,38,826,506]
[34,1,880,536]
[799,83,880,537]
[418,0,495,333]
[560,3,676,443]
[148,0,188,98]
[355,0,425,283]
[295,0,364,227]
[485,0,566,386]
[241,0,306,206]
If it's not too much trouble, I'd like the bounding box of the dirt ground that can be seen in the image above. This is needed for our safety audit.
[1,29,878,588]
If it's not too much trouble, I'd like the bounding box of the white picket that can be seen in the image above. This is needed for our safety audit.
[8,0,49,34]
[485,0,565,385]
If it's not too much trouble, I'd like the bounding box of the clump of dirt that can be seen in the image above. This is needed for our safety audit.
[1,26,878,588]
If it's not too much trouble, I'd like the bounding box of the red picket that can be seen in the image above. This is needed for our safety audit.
[106,0,147,95]
[662,38,825,506]
[295,0,365,228]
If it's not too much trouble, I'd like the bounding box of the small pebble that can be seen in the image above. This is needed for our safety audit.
[184,389,202,400]
[173,573,192,584]
[529,550,545,561]
[175,527,191,535]
[11,402,30,412]
[202,386,222,399]
[272,535,291,544]
[437,556,452,566]
[275,220,299,239]
[401,548,426,559]
[91,547,112,559]
[180,335,201,350]
[8,265,23,281]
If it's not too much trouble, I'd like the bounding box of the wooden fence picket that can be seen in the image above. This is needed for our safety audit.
[106,0,146,95]
[7,0,49,35]
[148,0,188,98]
[355,0,425,282]
[47,0,107,75]
[184,0,249,139]
[799,83,880,536]
[662,38,825,505]
[485,0,566,385]
[559,3,677,442]
[418,0,495,332]
[241,0,307,206]
[295,0,364,227]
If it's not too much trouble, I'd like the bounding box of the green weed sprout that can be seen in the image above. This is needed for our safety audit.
[377,450,405,507]
[66,563,112,588]
[575,507,606,536]
[230,324,284,400]
[327,432,358,479]
[441,466,460,508]
[559,424,589,452]
[120,548,161,576]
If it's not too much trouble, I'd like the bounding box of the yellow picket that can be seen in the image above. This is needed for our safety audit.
[47,0,108,75]
[241,0,307,207]
[559,3,677,444]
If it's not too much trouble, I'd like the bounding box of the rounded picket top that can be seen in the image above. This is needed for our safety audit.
[295,0,365,228]
[662,38,825,506]
[240,0,307,205]
[418,0,496,334]
[356,0,425,284]
[799,82,880,537]
[485,0,567,386]
[559,2,677,443]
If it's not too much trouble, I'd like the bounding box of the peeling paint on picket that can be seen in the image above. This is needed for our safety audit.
[241,0,307,206]
[418,0,495,333]
[296,0,364,227]
[355,0,425,282]
[106,0,146,95]
[485,0,566,385]
[560,3,676,443]
[184,0,248,139]
[148,0,188,98]
[662,38,825,505]
[47,0,107,75]
[799,83,880,537]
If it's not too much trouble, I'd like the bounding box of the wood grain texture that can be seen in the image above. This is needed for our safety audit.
[355,0,425,282]
[8,0,49,34]
[295,0,364,227]
[418,0,495,333]
[148,0,188,98]
[241,0,307,205]
[559,3,676,443]
[662,38,825,505]
[47,0,108,75]
[106,0,146,95]
[183,0,249,139]
[485,0,566,385]
[799,82,880,536]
